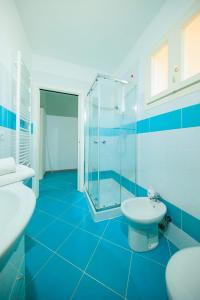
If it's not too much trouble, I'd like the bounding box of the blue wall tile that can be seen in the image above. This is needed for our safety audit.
[0,105,33,132]
[136,103,200,134]
[20,119,30,131]
[0,106,3,126]
[7,110,16,130]
[161,198,182,228]
[136,119,150,133]
[182,103,200,128]
[121,176,132,193]
[136,184,148,197]
[121,122,136,130]
[111,171,121,183]
[149,109,181,132]
[0,105,8,127]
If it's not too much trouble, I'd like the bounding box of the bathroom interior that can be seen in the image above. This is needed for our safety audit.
[0,0,200,300]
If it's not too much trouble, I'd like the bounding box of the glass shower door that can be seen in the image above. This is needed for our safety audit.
[98,78,122,209]
[87,86,99,207]
[120,84,137,201]
[84,74,134,212]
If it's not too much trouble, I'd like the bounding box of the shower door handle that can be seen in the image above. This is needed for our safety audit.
[93,140,98,144]
[101,140,106,144]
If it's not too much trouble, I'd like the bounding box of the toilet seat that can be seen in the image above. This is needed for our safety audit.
[166,247,200,300]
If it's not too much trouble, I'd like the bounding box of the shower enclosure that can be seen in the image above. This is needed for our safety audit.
[84,74,137,213]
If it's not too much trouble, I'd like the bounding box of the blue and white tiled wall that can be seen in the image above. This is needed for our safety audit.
[87,90,200,246]
[136,91,200,246]
[0,105,33,160]
[0,105,16,159]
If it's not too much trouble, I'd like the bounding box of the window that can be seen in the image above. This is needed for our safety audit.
[146,5,200,107]
[151,43,168,96]
[182,11,200,80]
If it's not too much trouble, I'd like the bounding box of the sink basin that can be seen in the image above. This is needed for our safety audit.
[166,246,200,300]
[121,197,167,224]
[0,182,35,270]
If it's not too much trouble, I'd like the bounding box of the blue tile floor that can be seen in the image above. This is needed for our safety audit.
[25,171,179,300]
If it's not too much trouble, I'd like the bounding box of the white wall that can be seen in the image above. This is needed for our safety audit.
[0,0,31,159]
[45,115,78,171]
[116,0,200,220]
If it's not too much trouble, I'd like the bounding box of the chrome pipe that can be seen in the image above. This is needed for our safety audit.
[87,73,128,96]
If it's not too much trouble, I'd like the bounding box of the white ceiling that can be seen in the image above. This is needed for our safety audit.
[15,0,165,73]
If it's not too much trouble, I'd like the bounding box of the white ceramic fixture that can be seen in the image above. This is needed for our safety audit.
[0,182,35,270]
[166,247,200,300]
[121,197,167,252]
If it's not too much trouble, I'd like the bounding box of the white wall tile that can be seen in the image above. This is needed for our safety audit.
[137,127,200,219]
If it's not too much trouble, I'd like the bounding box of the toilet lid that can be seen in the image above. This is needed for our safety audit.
[166,247,200,300]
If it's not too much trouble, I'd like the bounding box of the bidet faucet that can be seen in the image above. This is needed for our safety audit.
[149,192,160,202]
[148,188,160,202]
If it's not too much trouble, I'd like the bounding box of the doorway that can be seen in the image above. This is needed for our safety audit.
[39,89,79,181]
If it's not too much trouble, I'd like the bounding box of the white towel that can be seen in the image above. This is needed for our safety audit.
[0,164,35,187]
[0,157,16,176]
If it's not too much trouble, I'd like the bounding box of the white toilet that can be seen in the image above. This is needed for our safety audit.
[121,197,166,252]
[166,247,200,300]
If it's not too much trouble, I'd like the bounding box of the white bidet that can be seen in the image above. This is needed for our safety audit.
[121,197,166,252]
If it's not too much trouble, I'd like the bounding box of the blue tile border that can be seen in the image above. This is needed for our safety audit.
[0,105,16,130]
[136,119,150,134]
[182,103,200,128]
[88,127,135,137]
[137,103,200,134]
[1,102,199,136]
[86,103,200,137]
[149,109,181,132]
[0,105,33,133]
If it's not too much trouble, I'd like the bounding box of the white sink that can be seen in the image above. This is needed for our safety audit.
[166,247,200,300]
[0,182,36,270]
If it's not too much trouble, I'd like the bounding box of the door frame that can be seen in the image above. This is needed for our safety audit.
[31,83,85,198]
